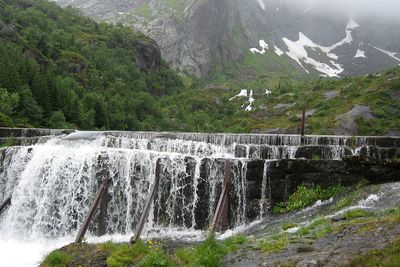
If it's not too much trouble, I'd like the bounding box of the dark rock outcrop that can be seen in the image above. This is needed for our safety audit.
[133,37,162,73]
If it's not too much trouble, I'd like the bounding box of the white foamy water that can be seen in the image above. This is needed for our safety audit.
[0,237,74,267]
[0,132,380,266]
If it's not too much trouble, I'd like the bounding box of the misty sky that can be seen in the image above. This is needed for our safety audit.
[263,0,400,19]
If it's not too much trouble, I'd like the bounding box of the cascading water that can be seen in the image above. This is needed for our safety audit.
[0,131,394,266]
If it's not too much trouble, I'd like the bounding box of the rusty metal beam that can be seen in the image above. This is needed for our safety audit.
[75,169,111,244]
[131,158,162,243]
[210,161,231,234]
[300,107,306,137]
[0,196,11,216]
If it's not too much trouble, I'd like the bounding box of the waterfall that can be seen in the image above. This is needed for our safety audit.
[0,131,395,242]
[0,134,255,241]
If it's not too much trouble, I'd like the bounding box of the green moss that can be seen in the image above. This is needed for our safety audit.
[174,235,248,267]
[260,233,289,253]
[42,251,71,267]
[106,241,148,267]
[331,192,358,211]
[222,235,248,253]
[298,217,330,238]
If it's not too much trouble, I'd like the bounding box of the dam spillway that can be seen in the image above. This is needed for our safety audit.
[0,128,399,242]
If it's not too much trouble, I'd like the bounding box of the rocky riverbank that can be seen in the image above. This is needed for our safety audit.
[41,181,400,267]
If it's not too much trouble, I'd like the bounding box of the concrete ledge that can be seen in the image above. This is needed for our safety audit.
[0,127,75,138]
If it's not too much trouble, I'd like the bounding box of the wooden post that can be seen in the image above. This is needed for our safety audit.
[210,161,231,234]
[75,169,111,244]
[131,158,162,243]
[300,107,306,137]
[0,196,11,216]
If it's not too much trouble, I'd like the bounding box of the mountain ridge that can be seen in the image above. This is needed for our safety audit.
[54,0,400,79]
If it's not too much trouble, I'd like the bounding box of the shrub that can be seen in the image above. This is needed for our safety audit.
[273,185,345,213]
[194,235,227,267]
[42,251,71,267]
[0,112,14,127]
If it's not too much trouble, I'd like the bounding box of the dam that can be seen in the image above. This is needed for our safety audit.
[1,128,399,241]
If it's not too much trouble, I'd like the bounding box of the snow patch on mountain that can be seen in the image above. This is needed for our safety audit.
[250,40,269,54]
[281,19,360,77]
[373,46,400,63]
[229,89,248,101]
[274,46,284,56]
[282,33,344,76]
[245,90,255,111]
[354,49,366,58]
[229,89,256,112]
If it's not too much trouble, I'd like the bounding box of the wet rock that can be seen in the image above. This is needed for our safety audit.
[133,37,162,73]
[295,146,352,160]
[297,246,315,253]
[331,216,346,222]
[389,90,400,100]
[296,109,317,119]
[385,131,400,137]
[274,103,296,111]
[324,90,340,100]
[44,243,110,267]
[234,145,247,158]
[334,105,374,135]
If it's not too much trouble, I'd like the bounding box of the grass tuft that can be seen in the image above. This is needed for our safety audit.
[260,233,289,253]
[42,251,71,267]
[345,209,374,220]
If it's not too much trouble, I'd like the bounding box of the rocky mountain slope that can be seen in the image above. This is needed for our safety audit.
[54,0,400,79]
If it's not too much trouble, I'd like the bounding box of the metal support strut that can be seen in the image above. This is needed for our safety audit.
[0,196,11,216]
[210,160,231,235]
[131,158,162,243]
[300,106,306,137]
[75,169,111,244]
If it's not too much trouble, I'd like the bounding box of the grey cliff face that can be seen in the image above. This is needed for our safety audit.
[54,0,400,77]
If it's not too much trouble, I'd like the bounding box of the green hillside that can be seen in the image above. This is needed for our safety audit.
[163,67,400,135]
[0,0,398,135]
[0,0,184,130]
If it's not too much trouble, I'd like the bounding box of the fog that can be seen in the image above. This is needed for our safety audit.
[263,0,400,19]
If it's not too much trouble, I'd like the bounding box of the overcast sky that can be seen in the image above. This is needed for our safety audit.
[263,0,400,19]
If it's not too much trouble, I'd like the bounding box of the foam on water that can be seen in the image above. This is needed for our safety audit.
[0,132,382,266]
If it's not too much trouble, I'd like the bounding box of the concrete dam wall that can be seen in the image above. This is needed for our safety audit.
[0,128,399,238]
